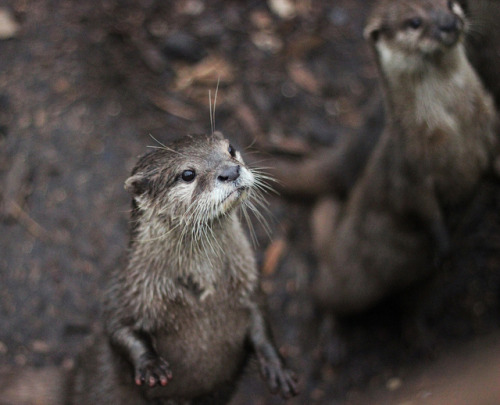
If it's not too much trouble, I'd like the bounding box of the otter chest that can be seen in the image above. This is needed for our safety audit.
[147,291,252,399]
[423,124,491,204]
[411,68,494,203]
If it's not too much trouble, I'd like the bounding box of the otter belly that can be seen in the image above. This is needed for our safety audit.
[427,121,494,205]
[144,300,251,400]
[320,208,434,315]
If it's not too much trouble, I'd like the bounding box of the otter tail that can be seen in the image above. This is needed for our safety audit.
[255,130,378,200]
[0,366,67,405]
[250,99,384,200]
[263,151,340,199]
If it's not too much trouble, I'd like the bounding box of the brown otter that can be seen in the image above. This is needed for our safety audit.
[65,132,297,404]
[312,0,497,322]
[261,0,500,203]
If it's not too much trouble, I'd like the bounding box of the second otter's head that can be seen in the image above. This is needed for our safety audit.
[364,0,466,71]
[125,132,255,226]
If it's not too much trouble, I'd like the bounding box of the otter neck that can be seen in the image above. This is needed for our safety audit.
[378,43,472,135]
[131,210,241,277]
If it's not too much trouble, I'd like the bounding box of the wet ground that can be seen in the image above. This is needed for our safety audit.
[1,1,500,404]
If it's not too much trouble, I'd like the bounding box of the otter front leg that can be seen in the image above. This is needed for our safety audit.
[409,180,450,264]
[248,304,299,399]
[109,327,173,387]
[418,191,450,264]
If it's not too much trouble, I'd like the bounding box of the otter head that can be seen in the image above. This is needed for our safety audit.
[125,132,255,225]
[364,0,466,72]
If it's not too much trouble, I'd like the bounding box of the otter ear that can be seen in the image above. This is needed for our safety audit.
[454,0,467,14]
[364,19,382,42]
[125,173,150,196]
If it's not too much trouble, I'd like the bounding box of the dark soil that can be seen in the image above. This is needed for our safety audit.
[1,1,499,404]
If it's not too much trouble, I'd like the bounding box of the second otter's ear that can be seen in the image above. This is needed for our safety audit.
[125,173,150,196]
[364,19,382,42]
[454,0,467,14]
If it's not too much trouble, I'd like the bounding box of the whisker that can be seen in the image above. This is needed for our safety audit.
[213,77,220,134]
[208,77,221,135]
[241,204,259,247]
[252,175,279,196]
[249,194,274,220]
[149,133,168,148]
[209,89,214,135]
[244,199,273,239]
[147,134,188,157]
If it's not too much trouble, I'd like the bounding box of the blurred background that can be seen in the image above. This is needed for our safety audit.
[0,0,499,403]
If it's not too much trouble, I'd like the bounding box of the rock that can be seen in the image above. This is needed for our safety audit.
[162,32,207,63]
[251,31,283,53]
[268,0,296,19]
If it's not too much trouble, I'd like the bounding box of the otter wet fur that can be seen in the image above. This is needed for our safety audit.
[313,0,497,336]
[65,132,297,404]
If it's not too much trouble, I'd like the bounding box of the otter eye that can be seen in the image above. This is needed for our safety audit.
[181,170,196,182]
[406,17,423,29]
[228,144,236,158]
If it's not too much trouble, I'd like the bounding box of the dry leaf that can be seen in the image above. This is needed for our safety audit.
[175,55,234,90]
[235,103,263,139]
[287,61,321,95]
[251,31,283,53]
[148,94,198,120]
[262,238,287,276]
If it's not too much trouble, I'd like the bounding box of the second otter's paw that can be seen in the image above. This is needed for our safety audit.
[259,359,299,399]
[135,355,173,387]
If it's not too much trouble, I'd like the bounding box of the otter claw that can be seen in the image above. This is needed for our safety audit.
[259,360,299,399]
[135,356,172,387]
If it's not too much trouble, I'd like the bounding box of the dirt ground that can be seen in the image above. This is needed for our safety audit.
[1,1,500,404]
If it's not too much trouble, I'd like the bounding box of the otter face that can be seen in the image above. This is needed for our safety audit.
[125,133,255,223]
[365,0,465,69]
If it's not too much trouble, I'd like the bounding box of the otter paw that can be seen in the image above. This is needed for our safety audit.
[135,355,173,387]
[259,360,299,399]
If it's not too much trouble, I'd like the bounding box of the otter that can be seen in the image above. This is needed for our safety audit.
[261,1,500,203]
[65,132,297,404]
[312,0,497,324]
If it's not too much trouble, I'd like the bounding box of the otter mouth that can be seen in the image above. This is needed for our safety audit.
[222,186,248,204]
[419,30,461,56]
[431,12,464,48]
[434,30,461,48]
[219,186,249,214]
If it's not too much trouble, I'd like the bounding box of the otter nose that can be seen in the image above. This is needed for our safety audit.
[218,165,240,182]
[436,12,459,33]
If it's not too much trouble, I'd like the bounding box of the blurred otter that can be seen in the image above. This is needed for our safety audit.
[264,0,500,202]
[312,0,496,335]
